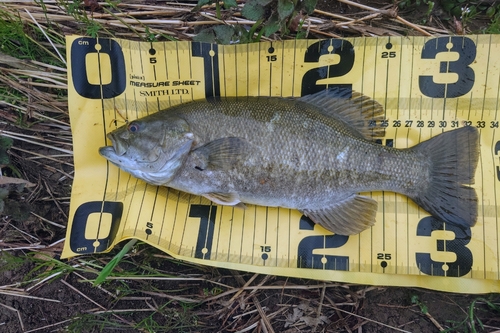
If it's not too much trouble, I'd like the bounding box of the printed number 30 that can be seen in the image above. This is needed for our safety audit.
[415,217,473,277]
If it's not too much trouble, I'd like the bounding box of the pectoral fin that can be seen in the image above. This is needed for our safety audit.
[203,192,242,206]
[194,137,248,170]
[302,195,377,235]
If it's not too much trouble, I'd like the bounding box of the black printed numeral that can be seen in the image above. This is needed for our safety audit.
[192,43,220,97]
[71,38,126,99]
[371,119,493,129]
[419,37,476,98]
[301,39,354,96]
[261,246,271,252]
[297,216,349,271]
[190,204,217,260]
[415,217,472,277]
[377,253,392,260]
[494,141,500,181]
[381,51,396,58]
[70,201,123,253]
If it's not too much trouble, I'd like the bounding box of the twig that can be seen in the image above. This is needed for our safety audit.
[337,0,432,36]
[30,212,66,228]
[313,283,327,332]
[0,131,73,155]
[0,290,60,303]
[23,319,73,333]
[24,9,66,65]
[42,179,68,219]
[59,279,137,328]
[0,302,25,331]
[331,306,412,333]
[252,296,275,333]
[424,311,445,331]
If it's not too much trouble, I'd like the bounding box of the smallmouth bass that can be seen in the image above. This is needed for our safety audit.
[99,89,479,235]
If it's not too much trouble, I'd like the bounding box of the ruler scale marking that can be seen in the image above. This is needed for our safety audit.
[64,36,500,292]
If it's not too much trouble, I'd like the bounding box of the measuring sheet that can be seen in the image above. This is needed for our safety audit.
[63,35,500,293]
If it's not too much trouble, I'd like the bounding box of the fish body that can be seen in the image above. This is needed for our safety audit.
[99,89,479,235]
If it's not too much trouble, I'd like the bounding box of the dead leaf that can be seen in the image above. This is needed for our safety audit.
[300,315,331,327]
[284,307,303,328]
[0,176,35,187]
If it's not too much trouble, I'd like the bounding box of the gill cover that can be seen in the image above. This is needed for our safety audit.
[99,114,194,185]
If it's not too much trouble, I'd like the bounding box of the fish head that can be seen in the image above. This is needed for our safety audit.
[99,115,194,185]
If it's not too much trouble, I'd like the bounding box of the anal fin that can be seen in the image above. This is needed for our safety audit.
[302,195,377,235]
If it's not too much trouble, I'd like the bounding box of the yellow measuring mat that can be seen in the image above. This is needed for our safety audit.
[63,35,500,293]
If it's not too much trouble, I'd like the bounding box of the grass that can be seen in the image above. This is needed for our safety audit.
[0,0,500,332]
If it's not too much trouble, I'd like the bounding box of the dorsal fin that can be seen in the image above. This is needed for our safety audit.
[299,88,386,140]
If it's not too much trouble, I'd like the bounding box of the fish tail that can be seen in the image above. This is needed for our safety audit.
[411,126,480,227]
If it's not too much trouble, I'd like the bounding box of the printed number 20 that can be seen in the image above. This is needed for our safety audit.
[301,39,354,96]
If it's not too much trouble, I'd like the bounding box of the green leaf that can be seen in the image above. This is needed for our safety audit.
[94,239,138,286]
[232,25,250,43]
[278,0,294,20]
[257,0,274,5]
[0,150,9,165]
[223,0,238,8]
[263,14,281,36]
[302,0,318,14]
[193,0,213,11]
[213,25,236,44]
[0,136,13,150]
[242,0,266,20]
[0,188,9,200]
[193,28,217,43]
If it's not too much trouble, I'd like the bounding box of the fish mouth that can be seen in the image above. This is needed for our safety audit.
[98,146,117,159]
[106,132,128,156]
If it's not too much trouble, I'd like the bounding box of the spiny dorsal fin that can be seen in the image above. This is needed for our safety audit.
[299,88,386,141]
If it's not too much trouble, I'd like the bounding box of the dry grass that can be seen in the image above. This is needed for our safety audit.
[0,0,499,332]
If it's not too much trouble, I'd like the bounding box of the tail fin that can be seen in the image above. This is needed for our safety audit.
[411,126,480,228]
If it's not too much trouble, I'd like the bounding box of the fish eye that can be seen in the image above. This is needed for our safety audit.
[128,122,140,133]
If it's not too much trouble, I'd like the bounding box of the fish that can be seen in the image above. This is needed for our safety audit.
[99,88,480,235]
